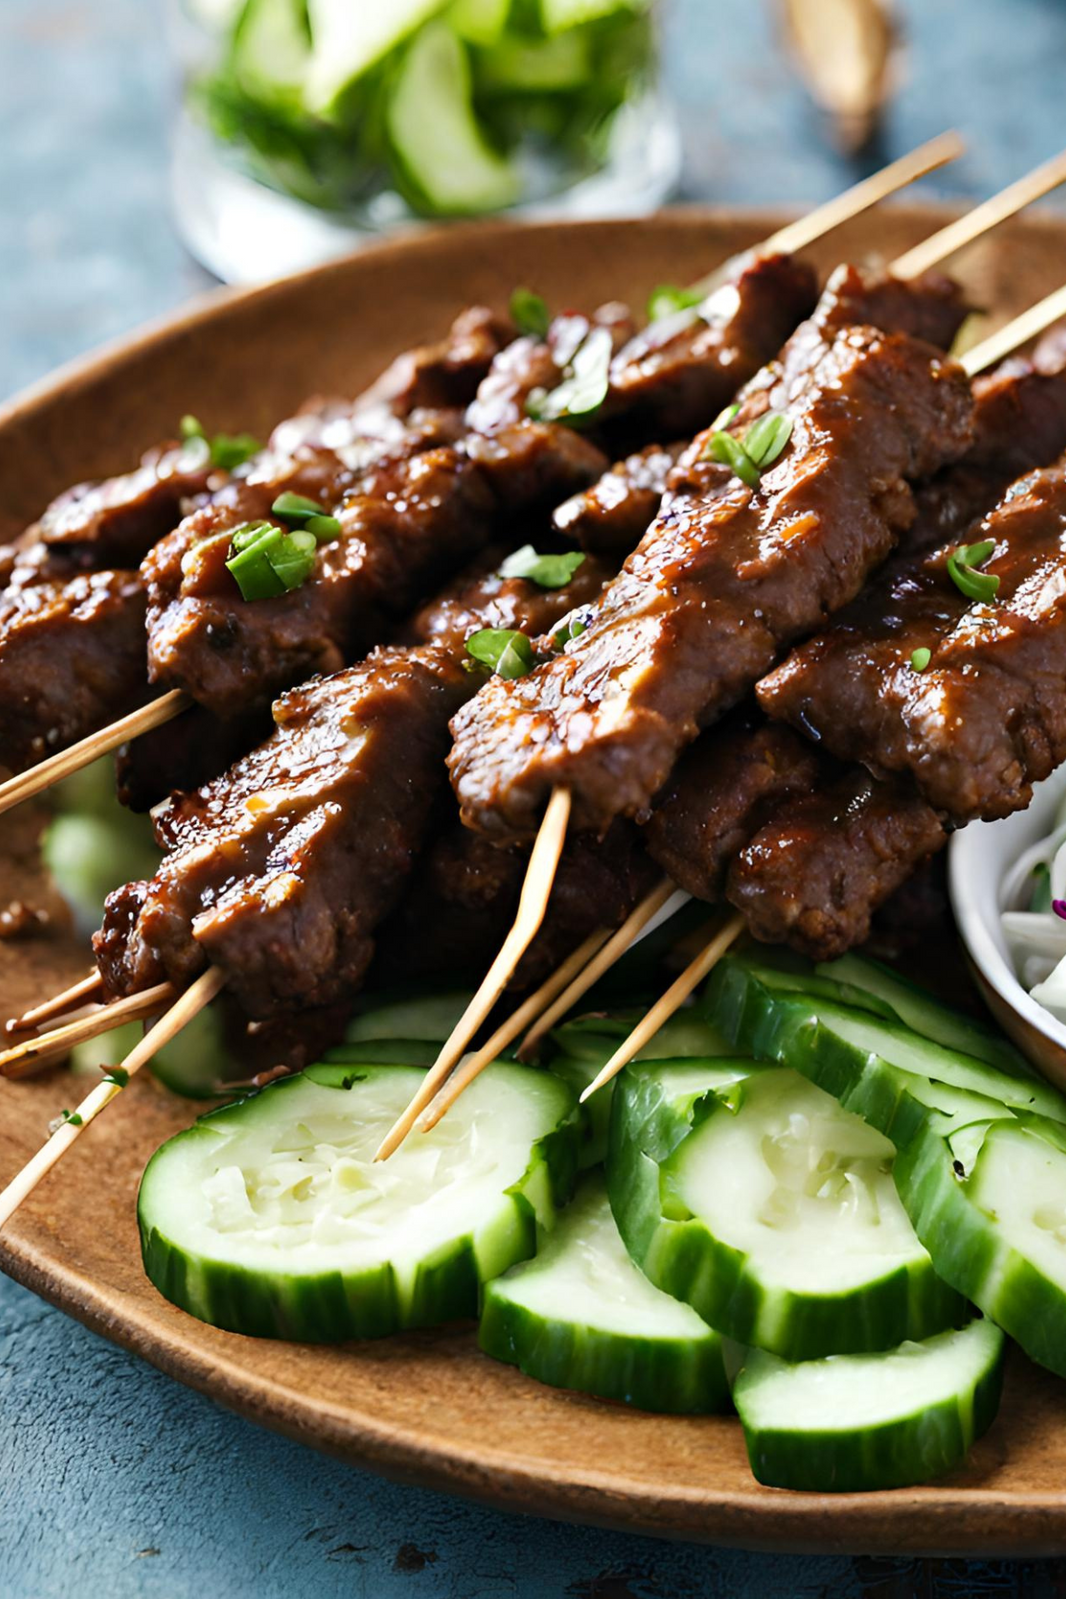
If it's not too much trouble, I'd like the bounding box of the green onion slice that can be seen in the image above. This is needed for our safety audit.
[947,539,1000,603]
[272,491,341,541]
[526,325,613,427]
[465,628,536,680]
[178,414,260,471]
[510,287,550,340]
[742,410,794,468]
[646,284,704,322]
[706,429,761,489]
[498,546,586,589]
[225,521,320,601]
[911,646,932,672]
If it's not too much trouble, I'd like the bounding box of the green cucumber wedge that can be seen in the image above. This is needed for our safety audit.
[386,23,519,214]
[815,952,1034,1077]
[733,1318,1005,1492]
[139,1061,578,1340]
[549,1009,734,1167]
[343,989,472,1043]
[608,1060,963,1359]
[480,1173,730,1412]
[304,0,451,117]
[704,949,1066,1377]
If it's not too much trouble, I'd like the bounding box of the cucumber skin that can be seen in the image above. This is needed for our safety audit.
[606,1063,962,1361]
[139,1067,580,1342]
[736,1335,1005,1492]
[479,1292,730,1414]
[705,955,1066,1379]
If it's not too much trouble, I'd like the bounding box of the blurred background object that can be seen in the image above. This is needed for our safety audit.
[171,0,683,280]
[782,0,898,153]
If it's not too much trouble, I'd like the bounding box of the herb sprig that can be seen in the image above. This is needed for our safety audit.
[510,287,550,340]
[527,325,613,428]
[180,414,261,472]
[705,407,793,489]
[465,628,536,680]
[499,546,585,589]
[947,539,1000,603]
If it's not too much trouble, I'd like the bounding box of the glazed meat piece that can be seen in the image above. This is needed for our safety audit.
[402,546,615,653]
[727,771,947,961]
[97,547,606,1009]
[605,252,819,437]
[552,442,685,556]
[357,305,515,417]
[644,713,822,900]
[760,459,1066,822]
[4,440,212,588]
[816,264,969,351]
[145,419,606,718]
[115,702,272,812]
[0,571,147,770]
[449,320,973,840]
[465,303,636,434]
[373,819,657,992]
[96,645,471,1016]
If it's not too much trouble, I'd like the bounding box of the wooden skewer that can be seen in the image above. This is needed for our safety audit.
[891,147,1066,280]
[417,927,610,1135]
[0,967,225,1230]
[7,970,104,1035]
[578,913,745,1104]
[961,283,1066,377]
[687,130,964,297]
[375,787,572,1161]
[517,879,688,1061]
[0,982,177,1080]
[0,689,189,820]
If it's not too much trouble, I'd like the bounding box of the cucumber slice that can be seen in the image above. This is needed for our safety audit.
[304,0,451,116]
[386,23,519,214]
[450,0,511,45]
[609,1061,962,1359]
[540,0,648,33]
[231,0,311,91]
[547,1010,735,1167]
[705,949,1066,1377]
[480,1173,730,1412]
[323,1039,439,1067]
[733,1319,1005,1492]
[705,949,1066,1133]
[343,990,472,1043]
[816,952,1033,1078]
[139,1061,578,1340]
[475,31,590,92]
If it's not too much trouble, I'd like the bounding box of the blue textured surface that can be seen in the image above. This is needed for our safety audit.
[4,2,1066,1594]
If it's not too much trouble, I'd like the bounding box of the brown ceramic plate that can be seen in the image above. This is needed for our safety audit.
[4,207,1066,1557]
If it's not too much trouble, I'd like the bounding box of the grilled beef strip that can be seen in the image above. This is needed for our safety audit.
[551,442,686,556]
[726,770,948,961]
[144,418,607,720]
[95,552,607,1015]
[760,456,1066,823]
[449,317,974,841]
[465,303,637,434]
[0,572,149,770]
[357,305,516,417]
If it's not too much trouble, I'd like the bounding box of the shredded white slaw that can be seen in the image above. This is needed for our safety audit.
[1002,790,1066,1022]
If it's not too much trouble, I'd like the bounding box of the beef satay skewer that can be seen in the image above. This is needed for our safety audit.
[417,279,1066,1135]
[0,136,965,824]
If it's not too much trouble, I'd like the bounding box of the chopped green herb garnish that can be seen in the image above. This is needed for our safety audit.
[179,414,260,472]
[465,627,536,680]
[498,545,586,589]
[551,610,591,651]
[947,539,1000,603]
[705,408,793,489]
[102,1066,130,1088]
[271,491,341,541]
[646,284,704,322]
[527,325,613,427]
[1031,862,1053,915]
[60,1109,83,1127]
[510,287,550,340]
[225,521,318,601]
[911,647,931,672]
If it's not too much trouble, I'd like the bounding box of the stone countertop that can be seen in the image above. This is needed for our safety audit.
[4,1,1066,1593]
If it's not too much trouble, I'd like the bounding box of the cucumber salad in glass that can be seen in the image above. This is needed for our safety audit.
[172,0,681,281]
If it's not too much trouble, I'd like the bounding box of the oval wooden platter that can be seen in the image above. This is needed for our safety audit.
[4,207,1066,1556]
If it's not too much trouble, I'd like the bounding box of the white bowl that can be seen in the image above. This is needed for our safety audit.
[949,767,1066,1090]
